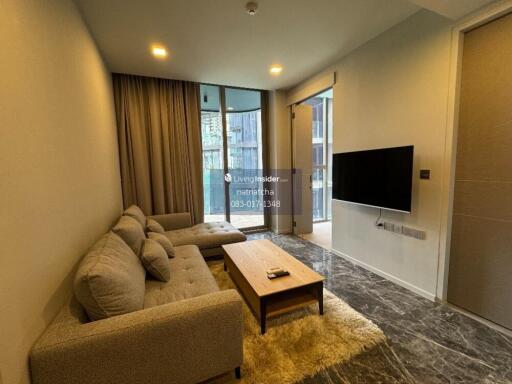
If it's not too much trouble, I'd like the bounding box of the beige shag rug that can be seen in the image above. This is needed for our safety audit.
[208,262,386,384]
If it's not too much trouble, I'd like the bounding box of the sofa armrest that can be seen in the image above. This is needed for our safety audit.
[30,290,243,384]
[148,212,192,231]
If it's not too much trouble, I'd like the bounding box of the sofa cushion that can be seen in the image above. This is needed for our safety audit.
[112,215,145,256]
[146,218,165,233]
[74,232,146,321]
[144,245,219,308]
[164,222,246,250]
[141,239,170,282]
[148,232,175,258]
[123,205,146,227]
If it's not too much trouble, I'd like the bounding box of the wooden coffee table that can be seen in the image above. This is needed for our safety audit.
[222,239,325,334]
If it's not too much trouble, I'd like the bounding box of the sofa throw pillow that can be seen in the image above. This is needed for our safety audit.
[74,232,146,321]
[146,218,165,234]
[123,205,146,227]
[141,239,171,282]
[147,232,175,258]
[112,215,145,256]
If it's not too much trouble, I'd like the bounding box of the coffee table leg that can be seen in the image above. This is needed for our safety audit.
[224,262,227,271]
[318,282,324,315]
[260,299,266,334]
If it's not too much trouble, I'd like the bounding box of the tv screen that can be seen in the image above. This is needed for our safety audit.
[332,145,414,213]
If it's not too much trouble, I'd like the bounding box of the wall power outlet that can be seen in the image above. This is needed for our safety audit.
[402,225,427,240]
[376,221,426,240]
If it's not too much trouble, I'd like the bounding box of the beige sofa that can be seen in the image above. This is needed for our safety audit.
[30,212,245,384]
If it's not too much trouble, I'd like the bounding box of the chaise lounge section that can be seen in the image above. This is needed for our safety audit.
[148,212,247,258]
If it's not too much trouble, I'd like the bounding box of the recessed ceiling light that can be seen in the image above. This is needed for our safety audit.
[227,107,234,111]
[151,45,168,59]
[269,64,283,75]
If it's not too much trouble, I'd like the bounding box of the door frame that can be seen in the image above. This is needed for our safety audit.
[437,0,512,300]
[201,83,270,231]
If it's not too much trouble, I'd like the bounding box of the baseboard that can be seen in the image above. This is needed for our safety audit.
[440,301,512,337]
[331,248,436,301]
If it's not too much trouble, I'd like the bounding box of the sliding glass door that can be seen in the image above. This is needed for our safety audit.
[225,88,265,229]
[200,84,266,230]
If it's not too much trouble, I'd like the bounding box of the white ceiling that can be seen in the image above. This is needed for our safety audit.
[74,0,496,90]
[408,0,496,19]
[75,0,420,90]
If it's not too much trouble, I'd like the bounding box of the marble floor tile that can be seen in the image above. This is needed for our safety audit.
[247,232,512,384]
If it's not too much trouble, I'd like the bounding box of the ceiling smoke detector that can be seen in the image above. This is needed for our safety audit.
[246,2,258,15]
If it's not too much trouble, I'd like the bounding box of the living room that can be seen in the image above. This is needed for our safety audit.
[1,0,512,383]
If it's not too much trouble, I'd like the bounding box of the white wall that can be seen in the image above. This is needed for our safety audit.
[290,10,454,299]
[332,10,453,299]
[0,1,123,383]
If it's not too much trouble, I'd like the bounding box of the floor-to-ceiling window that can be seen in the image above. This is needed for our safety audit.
[303,89,333,222]
[200,84,266,230]
[200,85,225,222]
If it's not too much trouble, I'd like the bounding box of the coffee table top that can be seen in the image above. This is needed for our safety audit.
[222,239,324,297]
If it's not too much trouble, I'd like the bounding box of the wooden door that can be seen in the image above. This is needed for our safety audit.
[448,13,512,330]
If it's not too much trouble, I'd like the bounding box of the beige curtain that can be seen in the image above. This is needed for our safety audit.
[112,73,203,224]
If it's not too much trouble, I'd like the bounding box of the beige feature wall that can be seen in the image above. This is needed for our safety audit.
[0,1,123,383]
[289,10,454,298]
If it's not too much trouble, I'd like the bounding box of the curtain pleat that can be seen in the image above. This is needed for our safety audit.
[112,74,204,224]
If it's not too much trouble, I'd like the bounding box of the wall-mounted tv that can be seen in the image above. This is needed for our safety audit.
[332,145,414,213]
